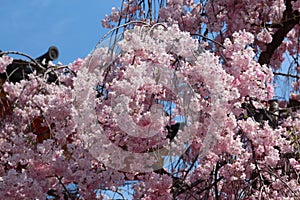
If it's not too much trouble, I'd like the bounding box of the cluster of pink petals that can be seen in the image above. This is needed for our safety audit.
[1,0,300,199]
[0,55,13,73]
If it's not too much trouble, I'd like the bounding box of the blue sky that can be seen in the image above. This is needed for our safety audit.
[0,1,121,64]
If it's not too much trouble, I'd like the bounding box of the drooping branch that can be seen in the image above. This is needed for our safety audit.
[0,47,59,83]
[258,0,300,66]
[273,72,300,79]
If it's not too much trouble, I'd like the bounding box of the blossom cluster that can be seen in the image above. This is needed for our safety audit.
[0,55,13,73]
[0,0,300,199]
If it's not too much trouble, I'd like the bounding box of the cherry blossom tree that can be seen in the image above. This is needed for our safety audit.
[1,0,300,199]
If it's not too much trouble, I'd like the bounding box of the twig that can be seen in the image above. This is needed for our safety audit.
[214,162,220,200]
[94,21,149,50]
[273,72,300,79]
[55,175,73,199]
[190,33,225,49]
[264,167,300,198]
[0,51,45,71]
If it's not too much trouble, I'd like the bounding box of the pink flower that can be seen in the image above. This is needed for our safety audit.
[68,58,83,71]
[257,29,273,43]
[292,0,300,12]
[0,55,13,73]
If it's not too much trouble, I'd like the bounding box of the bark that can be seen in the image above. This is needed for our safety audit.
[258,0,300,66]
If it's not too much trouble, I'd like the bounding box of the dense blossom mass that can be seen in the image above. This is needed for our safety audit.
[1,0,300,199]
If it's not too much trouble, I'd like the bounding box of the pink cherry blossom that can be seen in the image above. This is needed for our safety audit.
[1,0,300,199]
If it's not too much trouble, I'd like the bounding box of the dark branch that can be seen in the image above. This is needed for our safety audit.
[273,72,300,79]
[258,0,300,66]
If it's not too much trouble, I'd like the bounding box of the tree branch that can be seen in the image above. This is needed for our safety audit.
[273,72,300,79]
[258,0,300,66]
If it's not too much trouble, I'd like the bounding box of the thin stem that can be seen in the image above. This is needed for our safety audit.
[190,33,225,49]
[55,175,73,199]
[273,72,300,79]
[0,51,45,71]
[94,21,149,50]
